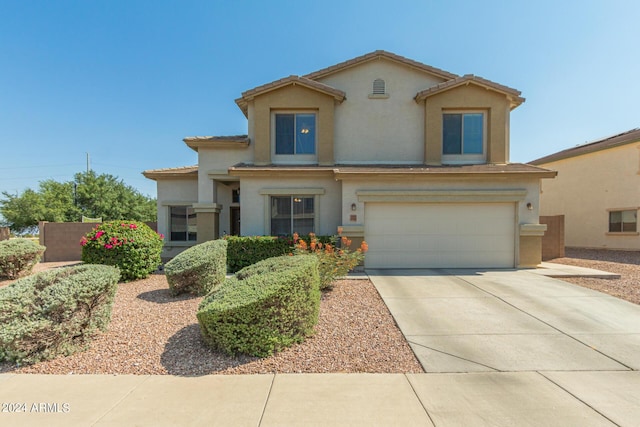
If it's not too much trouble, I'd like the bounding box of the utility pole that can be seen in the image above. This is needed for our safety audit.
[86,152,91,173]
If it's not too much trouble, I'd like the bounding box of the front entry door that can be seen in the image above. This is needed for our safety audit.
[230,207,240,235]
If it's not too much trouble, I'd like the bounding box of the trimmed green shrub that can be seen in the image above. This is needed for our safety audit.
[197,255,320,357]
[0,264,120,365]
[81,221,163,281]
[224,235,334,273]
[165,239,228,296]
[224,236,292,273]
[0,238,46,279]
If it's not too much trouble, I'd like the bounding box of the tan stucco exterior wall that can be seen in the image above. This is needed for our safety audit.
[538,143,640,250]
[423,84,510,165]
[238,175,342,236]
[249,85,336,165]
[317,60,445,164]
[155,178,198,258]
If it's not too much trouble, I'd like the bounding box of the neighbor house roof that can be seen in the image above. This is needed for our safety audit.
[235,75,346,116]
[183,135,250,152]
[142,165,198,180]
[530,128,640,165]
[304,50,459,81]
[414,74,525,108]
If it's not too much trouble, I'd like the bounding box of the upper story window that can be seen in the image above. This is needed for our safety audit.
[608,209,637,233]
[442,112,486,164]
[275,113,316,155]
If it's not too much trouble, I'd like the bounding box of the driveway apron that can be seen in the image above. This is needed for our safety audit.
[367,269,640,373]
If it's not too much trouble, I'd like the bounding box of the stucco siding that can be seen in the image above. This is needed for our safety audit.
[239,176,342,236]
[318,60,444,164]
[539,143,640,249]
[155,179,198,258]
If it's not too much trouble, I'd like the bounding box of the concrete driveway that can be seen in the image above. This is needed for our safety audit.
[368,268,640,426]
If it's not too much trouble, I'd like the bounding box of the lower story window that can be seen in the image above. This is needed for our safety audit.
[609,209,637,232]
[170,206,197,241]
[270,196,314,235]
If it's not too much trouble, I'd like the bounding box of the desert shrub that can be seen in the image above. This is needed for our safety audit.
[81,221,163,281]
[0,264,120,365]
[293,232,367,290]
[224,236,291,273]
[0,238,46,279]
[165,239,228,296]
[197,255,320,357]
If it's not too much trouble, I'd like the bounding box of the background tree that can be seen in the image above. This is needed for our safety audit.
[0,171,156,233]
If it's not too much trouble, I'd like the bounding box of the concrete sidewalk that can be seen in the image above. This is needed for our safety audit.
[3,371,639,426]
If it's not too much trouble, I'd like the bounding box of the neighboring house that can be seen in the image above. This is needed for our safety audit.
[144,50,555,268]
[531,128,640,250]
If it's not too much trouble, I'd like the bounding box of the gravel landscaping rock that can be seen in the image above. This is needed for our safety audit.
[0,269,423,375]
[550,248,640,305]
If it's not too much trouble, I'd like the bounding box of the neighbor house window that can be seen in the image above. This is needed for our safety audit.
[275,113,316,155]
[270,196,314,235]
[170,206,197,241]
[609,209,637,233]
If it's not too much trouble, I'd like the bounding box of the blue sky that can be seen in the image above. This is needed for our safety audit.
[1,0,639,199]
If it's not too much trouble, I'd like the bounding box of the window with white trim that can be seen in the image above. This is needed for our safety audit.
[609,209,637,233]
[169,206,197,241]
[270,196,315,235]
[442,112,486,163]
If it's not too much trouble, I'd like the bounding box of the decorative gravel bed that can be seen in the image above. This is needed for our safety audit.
[550,248,640,305]
[0,271,423,375]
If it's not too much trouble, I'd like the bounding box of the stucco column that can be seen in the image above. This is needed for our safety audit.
[194,179,221,243]
[518,224,547,267]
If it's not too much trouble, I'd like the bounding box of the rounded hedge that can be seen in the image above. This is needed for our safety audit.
[0,238,46,279]
[81,221,163,281]
[165,239,228,296]
[197,255,320,357]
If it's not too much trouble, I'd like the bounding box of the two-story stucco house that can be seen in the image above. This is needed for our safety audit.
[144,50,555,268]
[531,128,640,250]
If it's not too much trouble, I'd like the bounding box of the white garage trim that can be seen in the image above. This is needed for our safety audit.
[364,202,517,269]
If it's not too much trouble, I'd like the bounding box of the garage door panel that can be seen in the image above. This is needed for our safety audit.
[365,202,515,268]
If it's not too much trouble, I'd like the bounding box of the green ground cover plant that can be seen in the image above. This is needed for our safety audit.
[0,238,46,279]
[0,264,120,365]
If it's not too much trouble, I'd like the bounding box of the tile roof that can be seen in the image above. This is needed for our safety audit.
[414,74,525,108]
[235,75,346,116]
[182,135,250,152]
[229,163,556,177]
[303,50,458,81]
[142,165,198,180]
[530,128,640,165]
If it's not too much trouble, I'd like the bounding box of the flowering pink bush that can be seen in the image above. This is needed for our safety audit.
[80,221,163,281]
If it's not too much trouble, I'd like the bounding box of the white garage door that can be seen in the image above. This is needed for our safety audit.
[365,202,516,268]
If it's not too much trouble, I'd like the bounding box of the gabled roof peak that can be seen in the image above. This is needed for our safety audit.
[303,50,458,81]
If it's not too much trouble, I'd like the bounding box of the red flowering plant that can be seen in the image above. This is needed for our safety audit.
[81,220,163,281]
[293,228,367,290]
